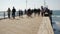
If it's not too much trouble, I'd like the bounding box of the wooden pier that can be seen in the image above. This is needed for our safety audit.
[0,15,54,34]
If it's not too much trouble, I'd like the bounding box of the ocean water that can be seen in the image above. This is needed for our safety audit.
[52,10,60,34]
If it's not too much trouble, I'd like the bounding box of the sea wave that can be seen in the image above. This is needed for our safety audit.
[52,15,60,17]
[53,21,60,31]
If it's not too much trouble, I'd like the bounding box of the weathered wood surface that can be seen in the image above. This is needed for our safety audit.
[0,15,54,34]
[37,17,54,34]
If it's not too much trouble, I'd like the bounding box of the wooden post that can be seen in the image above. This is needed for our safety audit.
[4,12,5,19]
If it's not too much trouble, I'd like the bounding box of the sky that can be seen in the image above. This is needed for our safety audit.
[0,0,60,11]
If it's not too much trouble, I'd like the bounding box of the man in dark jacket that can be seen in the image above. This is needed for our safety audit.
[12,7,16,19]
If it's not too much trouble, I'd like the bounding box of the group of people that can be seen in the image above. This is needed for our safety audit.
[7,6,52,19]
[24,8,41,17]
[7,7,16,19]
[24,6,52,17]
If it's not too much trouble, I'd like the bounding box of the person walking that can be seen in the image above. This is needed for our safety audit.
[12,7,16,19]
[41,6,44,16]
[37,8,41,16]
[7,8,11,19]
[18,10,21,17]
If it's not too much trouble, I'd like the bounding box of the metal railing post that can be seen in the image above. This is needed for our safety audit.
[4,12,5,19]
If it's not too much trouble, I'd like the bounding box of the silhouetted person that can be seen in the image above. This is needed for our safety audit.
[20,10,23,17]
[18,10,21,17]
[31,9,34,15]
[12,7,16,19]
[7,8,11,19]
[30,9,33,17]
[27,8,32,17]
[24,9,27,15]
[37,8,41,16]
[41,6,44,16]
[27,8,30,17]
[34,8,37,16]
[18,10,23,18]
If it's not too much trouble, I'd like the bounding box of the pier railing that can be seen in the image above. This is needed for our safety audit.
[0,11,19,19]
